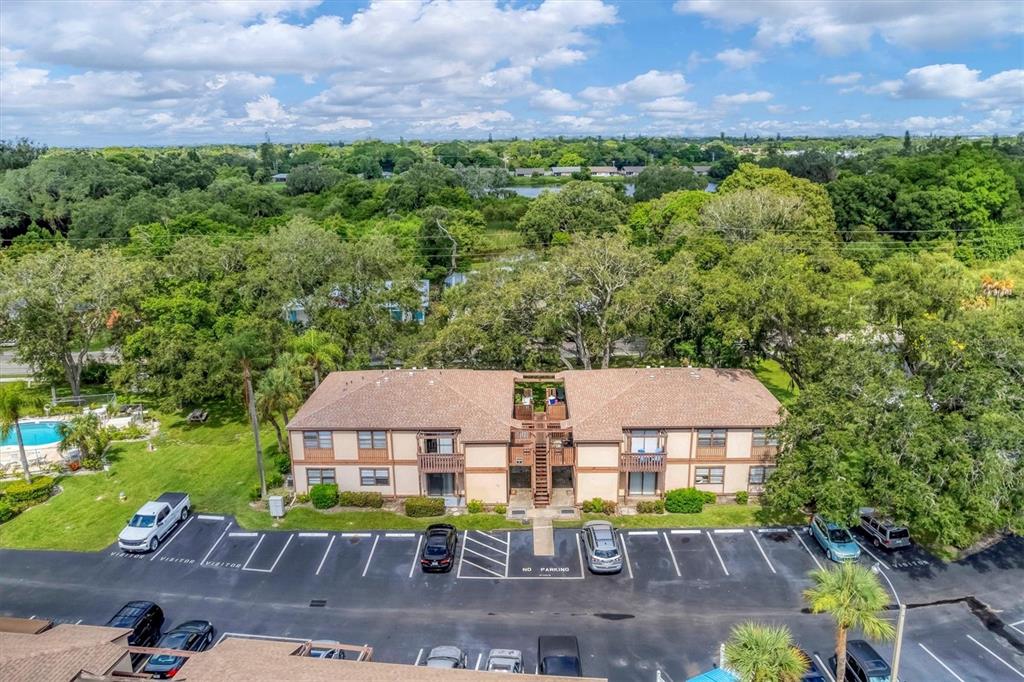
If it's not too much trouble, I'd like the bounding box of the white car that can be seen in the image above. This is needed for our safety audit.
[425,645,467,669]
[486,649,523,673]
[118,492,190,552]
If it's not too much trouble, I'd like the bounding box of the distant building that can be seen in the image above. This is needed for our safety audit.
[705,182,718,193]
[271,173,289,183]
[384,279,430,324]
[620,166,646,176]
[550,166,581,177]
[689,165,712,176]
[589,166,618,176]
[443,272,469,289]
[514,168,548,177]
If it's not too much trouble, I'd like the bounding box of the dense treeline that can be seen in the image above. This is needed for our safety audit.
[1,135,1022,549]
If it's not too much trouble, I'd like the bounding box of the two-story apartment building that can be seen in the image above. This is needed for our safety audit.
[286,368,782,507]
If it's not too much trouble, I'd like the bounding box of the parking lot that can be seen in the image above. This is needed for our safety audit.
[3,516,1021,681]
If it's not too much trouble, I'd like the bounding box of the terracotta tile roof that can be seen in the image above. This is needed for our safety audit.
[562,367,782,441]
[178,637,605,681]
[287,369,518,441]
[0,622,131,682]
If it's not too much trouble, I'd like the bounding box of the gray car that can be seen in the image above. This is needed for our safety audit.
[581,520,623,574]
[485,648,523,673]
[425,645,467,669]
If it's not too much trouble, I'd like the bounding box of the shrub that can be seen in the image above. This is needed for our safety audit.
[734,490,749,505]
[0,500,19,523]
[636,499,665,514]
[338,491,384,508]
[665,488,707,514]
[80,456,104,471]
[581,497,615,514]
[404,496,445,517]
[467,499,485,513]
[0,476,55,505]
[701,490,717,504]
[248,483,262,502]
[309,484,340,509]
[271,453,292,476]
[266,470,285,489]
[294,493,310,504]
[493,503,507,515]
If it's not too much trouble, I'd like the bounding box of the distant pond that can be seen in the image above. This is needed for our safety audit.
[498,184,636,198]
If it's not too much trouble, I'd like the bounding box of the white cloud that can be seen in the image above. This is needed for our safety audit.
[579,70,689,105]
[676,0,1024,54]
[715,48,762,70]
[312,117,372,132]
[824,72,862,85]
[637,97,700,119]
[901,115,965,130]
[860,64,1024,107]
[418,110,514,130]
[551,115,595,129]
[714,91,773,105]
[530,88,579,111]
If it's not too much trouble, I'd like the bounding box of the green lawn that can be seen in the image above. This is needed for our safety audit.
[236,507,523,533]
[754,359,799,406]
[557,504,765,529]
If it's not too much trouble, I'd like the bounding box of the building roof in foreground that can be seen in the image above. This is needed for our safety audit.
[563,367,782,441]
[179,637,605,681]
[0,621,131,682]
[287,369,518,441]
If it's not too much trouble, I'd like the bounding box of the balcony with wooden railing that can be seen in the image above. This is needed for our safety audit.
[695,445,727,460]
[302,447,335,463]
[509,445,534,467]
[549,446,575,466]
[357,448,389,463]
[417,453,465,473]
[619,453,666,472]
[751,445,779,460]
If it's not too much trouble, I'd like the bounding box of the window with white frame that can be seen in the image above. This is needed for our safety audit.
[695,466,724,485]
[629,430,662,453]
[628,471,658,495]
[303,431,333,449]
[305,468,336,486]
[697,429,727,448]
[752,429,778,447]
[357,431,387,449]
[360,468,390,486]
[421,434,455,454]
[748,466,776,485]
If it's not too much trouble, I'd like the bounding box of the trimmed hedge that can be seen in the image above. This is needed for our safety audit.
[338,491,384,508]
[310,484,340,509]
[493,503,507,515]
[467,499,485,513]
[0,500,18,523]
[581,497,616,514]
[0,476,55,505]
[635,499,665,514]
[404,496,445,517]
[665,488,710,514]
[734,490,749,505]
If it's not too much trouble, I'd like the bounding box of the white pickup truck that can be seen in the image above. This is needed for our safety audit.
[118,492,191,553]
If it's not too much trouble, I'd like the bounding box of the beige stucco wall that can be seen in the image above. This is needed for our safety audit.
[391,431,418,459]
[333,431,359,460]
[724,463,750,494]
[577,443,619,468]
[293,464,339,494]
[577,471,618,500]
[394,464,420,496]
[289,431,305,460]
[726,429,752,458]
[338,464,395,495]
[465,444,507,468]
[665,430,692,459]
[466,472,507,503]
[665,463,691,489]
[695,481,724,495]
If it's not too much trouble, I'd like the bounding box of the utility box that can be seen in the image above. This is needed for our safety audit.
[268,495,285,518]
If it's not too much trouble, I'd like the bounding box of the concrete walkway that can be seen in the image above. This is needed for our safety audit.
[532,517,554,556]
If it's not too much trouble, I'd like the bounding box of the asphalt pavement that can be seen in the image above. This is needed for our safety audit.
[1,516,1022,681]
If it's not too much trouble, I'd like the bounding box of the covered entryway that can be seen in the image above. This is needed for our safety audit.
[509,466,531,490]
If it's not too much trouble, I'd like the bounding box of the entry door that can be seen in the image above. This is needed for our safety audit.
[426,473,455,496]
[509,466,531,489]
[628,472,657,496]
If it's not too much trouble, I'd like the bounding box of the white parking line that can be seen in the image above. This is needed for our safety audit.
[705,532,729,576]
[662,532,681,577]
[456,531,468,578]
[749,530,776,574]
[482,530,509,546]
[240,534,266,570]
[757,528,788,533]
[229,532,258,537]
[505,532,510,578]
[855,539,891,570]
[409,535,424,578]
[619,533,634,579]
[1010,620,1024,637]
[464,545,506,564]
[385,532,416,538]
[475,652,483,670]
[196,514,224,521]
[361,534,380,577]
[669,529,701,535]
[967,634,1024,679]
[576,532,585,576]
[467,533,509,556]
[792,528,824,571]
[461,556,505,577]
[341,532,372,538]
[150,516,194,561]
[315,535,336,576]
[299,532,329,538]
[75,619,82,625]
[918,643,965,681]
[414,648,424,666]
[814,654,836,682]
[628,530,658,536]
[713,528,745,534]
[244,534,293,573]
[200,524,231,565]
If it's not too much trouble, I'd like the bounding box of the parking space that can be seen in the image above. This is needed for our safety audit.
[757,528,823,577]
[903,604,1024,681]
[457,529,584,580]
[664,531,731,581]
[362,532,422,580]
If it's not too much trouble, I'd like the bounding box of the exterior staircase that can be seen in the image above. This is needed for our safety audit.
[533,440,550,507]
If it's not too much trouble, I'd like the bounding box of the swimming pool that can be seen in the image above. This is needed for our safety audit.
[0,421,63,447]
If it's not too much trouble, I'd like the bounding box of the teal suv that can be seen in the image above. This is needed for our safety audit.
[810,514,861,562]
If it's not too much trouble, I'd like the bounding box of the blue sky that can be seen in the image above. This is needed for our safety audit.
[1,0,1021,145]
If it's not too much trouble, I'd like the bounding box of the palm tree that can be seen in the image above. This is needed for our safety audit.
[0,382,43,482]
[57,413,111,468]
[290,329,343,390]
[224,331,272,499]
[723,622,808,682]
[804,563,896,682]
[256,362,303,454]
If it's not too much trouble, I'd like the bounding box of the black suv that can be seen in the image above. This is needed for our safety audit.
[420,523,458,572]
[538,635,582,677]
[829,639,893,682]
[143,620,215,679]
[106,601,164,665]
